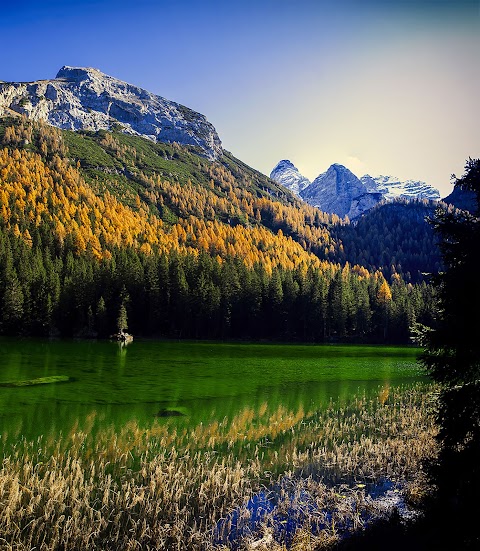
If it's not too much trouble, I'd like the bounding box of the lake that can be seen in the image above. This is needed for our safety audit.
[0,338,424,444]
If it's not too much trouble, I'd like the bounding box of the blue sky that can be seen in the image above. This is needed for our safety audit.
[2,0,479,195]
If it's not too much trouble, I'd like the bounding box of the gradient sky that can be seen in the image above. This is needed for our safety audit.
[1,0,479,196]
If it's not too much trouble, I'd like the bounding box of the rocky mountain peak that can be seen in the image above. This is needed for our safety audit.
[0,66,222,160]
[56,66,103,81]
[360,174,440,201]
[302,164,382,219]
[269,160,311,197]
[270,158,440,219]
[274,159,296,170]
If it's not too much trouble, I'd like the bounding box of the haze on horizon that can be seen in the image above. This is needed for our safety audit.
[1,0,478,197]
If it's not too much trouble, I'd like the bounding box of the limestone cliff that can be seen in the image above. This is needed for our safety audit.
[0,66,222,160]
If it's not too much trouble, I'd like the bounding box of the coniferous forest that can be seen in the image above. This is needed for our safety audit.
[0,117,439,342]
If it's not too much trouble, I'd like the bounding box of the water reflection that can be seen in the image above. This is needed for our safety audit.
[0,338,424,443]
[117,340,128,372]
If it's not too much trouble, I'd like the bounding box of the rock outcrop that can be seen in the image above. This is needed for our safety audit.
[0,66,222,159]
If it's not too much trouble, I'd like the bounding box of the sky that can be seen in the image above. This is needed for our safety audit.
[1,0,479,196]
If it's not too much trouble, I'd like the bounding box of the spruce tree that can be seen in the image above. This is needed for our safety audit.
[2,269,24,334]
[117,303,128,334]
[96,296,108,337]
[421,159,480,547]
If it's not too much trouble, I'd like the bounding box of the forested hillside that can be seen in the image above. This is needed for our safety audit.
[0,117,437,341]
[333,200,444,283]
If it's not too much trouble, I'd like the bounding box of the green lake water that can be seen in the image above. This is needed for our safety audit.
[0,338,425,443]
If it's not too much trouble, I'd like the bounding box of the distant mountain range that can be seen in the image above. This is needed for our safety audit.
[270,160,440,219]
[0,65,445,222]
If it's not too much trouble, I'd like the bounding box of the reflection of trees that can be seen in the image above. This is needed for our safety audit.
[117,340,127,372]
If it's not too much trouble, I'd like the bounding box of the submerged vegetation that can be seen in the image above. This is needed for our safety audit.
[0,374,72,387]
[0,384,437,549]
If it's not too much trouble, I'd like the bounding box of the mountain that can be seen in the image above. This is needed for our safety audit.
[0,112,342,274]
[0,66,222,160]
[269,160,311,197]
[270,160,440,218]
[0,115,436,342]
[300,164,383,219]
[361,174,440,201]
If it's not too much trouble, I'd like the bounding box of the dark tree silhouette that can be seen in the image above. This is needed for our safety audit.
[421,158,480,548]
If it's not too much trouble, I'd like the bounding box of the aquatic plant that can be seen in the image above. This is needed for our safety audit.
[0,384,437,549]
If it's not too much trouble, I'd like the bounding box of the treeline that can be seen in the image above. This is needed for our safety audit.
[0,225,435,342]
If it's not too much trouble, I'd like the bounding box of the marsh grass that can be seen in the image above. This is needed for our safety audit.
[0,384,437,550]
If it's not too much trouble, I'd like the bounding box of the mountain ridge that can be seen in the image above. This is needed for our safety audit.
[270,159,440,218]
[302,164,383,220]
[361,174,440,201]
[0,66,222,160]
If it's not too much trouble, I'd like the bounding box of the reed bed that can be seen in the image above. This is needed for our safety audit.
[0,384,437,550]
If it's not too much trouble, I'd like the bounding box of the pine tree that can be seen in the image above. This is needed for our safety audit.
[377,280,392,340]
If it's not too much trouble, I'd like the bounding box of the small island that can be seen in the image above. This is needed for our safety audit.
[110,330,133,343]
[110,301,133,343]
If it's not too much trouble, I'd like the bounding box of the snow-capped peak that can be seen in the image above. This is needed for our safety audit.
[270,160,311,197]
[361,174,440,201]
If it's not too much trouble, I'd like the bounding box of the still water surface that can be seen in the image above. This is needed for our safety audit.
[0,338,424,442]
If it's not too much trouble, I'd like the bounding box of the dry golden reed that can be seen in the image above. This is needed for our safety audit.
[0,384,437,550]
